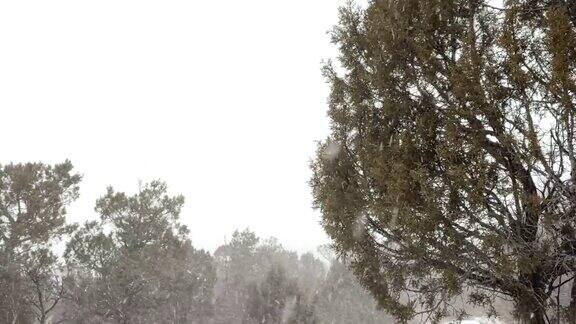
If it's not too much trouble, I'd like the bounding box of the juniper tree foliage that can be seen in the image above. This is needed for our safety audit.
[311,0,576,322]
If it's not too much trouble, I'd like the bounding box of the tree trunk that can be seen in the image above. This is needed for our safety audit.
[514,260,549,323]
[518,306,546,324]
[568,279,576,323]
[530,309,546,324]
[517,276,548,324]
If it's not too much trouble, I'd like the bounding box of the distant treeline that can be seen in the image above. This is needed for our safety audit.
[0,161,391,324]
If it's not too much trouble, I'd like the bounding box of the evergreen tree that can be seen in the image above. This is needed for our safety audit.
[0,161,80,324]
[64,181,215,323]
[311,1,576,322]
[213,229,260,323]
[213,230,319,324]
[246,264,317,324]
[314,259,393,324]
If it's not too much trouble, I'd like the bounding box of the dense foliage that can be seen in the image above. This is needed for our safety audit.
[311,0,576,323]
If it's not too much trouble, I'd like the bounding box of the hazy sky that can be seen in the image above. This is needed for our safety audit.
[0,1,360,252]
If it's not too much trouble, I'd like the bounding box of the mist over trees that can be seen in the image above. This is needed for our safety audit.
[0,161,390,324]
[4,0,576,323]
[311,0,576,323]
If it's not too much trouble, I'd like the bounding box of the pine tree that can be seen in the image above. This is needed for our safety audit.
[0,161,80,324]
[64,181,215,323]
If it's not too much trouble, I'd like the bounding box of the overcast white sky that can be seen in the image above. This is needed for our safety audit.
[0,1,362,252]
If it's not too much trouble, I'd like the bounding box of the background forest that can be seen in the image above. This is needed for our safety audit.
[0,161,392,324]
